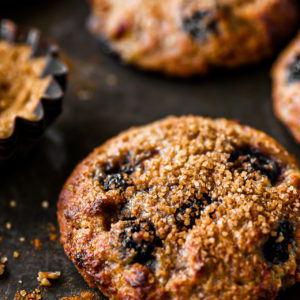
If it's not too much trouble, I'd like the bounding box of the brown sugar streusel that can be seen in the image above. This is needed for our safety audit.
[58,116,300,299]
[0,40,49,138]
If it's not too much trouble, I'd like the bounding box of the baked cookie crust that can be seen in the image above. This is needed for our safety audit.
[58,116,300,300]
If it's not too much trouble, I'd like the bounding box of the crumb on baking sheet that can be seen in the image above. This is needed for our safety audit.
[14,288,42,300]
[6,222,12,230]
[47,223,56,232]
[68,55,98,103]
[37,271,61,287]
[19,237,26,243]
[0,256,8,276]
[0,264,5,276]
[10,200,17,207]
[49,233,58,241]
[41,201,49,209]
[60,291,98,300]
[47,223,58,241]
[13,251,20,259]
[31,238,42,250]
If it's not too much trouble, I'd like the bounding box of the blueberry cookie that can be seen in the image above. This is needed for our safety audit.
[272,31,300,143]
[87,0,299,76]
[58,116,300,299]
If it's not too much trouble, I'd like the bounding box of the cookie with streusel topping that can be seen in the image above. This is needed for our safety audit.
[87,0,299,76]
[272,31,300,143]
[58,116,300,299]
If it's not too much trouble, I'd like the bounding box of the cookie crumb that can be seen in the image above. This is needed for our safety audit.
[49,233,58,241]
[13,251,20,259]
[0,262,5,276]
[0,256,8,275]
[6,222,12,230]
[38,271,61,286]
[47,223,58,241]
[1,256,8,263]
[14,288,42,300]
[18,280,23,284]
[41,201,49,209]
[60,291,97,300]
[47,223,56,232]
[31,238,43,250]
[19,237,26,243]
[10,200,17,207]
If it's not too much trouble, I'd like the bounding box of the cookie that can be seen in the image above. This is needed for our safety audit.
[87,0,299,76]
[272,31,300,143]
[58,116,300,299]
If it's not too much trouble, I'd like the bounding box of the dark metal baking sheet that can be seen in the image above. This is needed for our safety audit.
[0,0,299,299]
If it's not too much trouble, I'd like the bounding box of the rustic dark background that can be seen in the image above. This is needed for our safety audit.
[0,0,299,299]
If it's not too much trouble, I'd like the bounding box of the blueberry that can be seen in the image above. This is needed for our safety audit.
[182,10,218,41]
[103,173,129,191]
[287,55,300,84]
[94,158,134,192]
[263,221,294,264]
[175,194,213,229]
[74,252,85,269]
[229,147,280,185]
[94,150,158,192]
[120,219,162,264]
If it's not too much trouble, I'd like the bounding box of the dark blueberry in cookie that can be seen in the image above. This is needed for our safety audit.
[263,221,294,264]
[103,173,129,191]
[120,219,162,264]
[94,158,134,191]
[229,147,280,185]
[175,194,212,229]
[287,54,300,84]
[94,151,158,191]
[183,10,218,41]
[74,252,85,269]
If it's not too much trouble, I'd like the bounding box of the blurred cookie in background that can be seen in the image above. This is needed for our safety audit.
[272,30,300,143]
[87,0,299,76]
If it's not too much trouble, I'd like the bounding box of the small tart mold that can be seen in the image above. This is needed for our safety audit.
[0,19,68,162]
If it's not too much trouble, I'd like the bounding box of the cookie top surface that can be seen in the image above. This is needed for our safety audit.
[58,116,300,299]
[272,31,300,143]
[88,0,299,76]
[0,40,49,138]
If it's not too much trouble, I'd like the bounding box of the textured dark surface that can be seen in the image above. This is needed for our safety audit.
[0,0,299,299]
